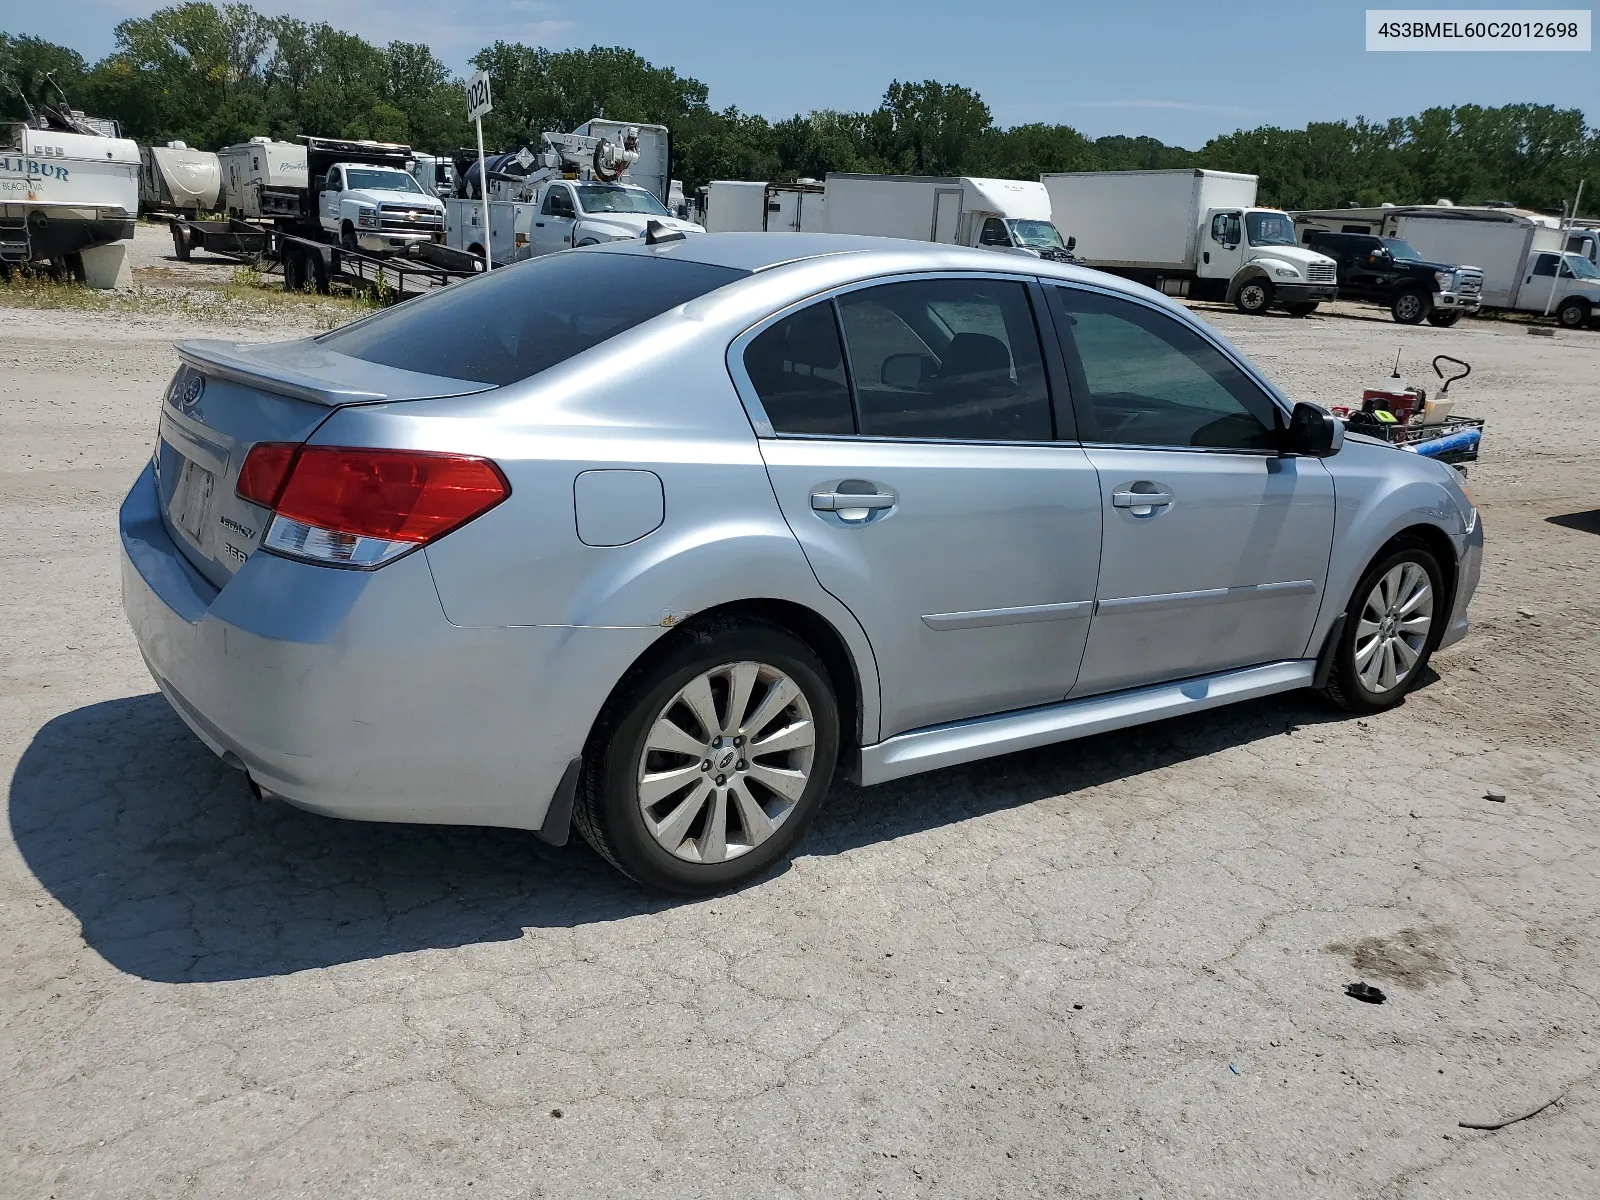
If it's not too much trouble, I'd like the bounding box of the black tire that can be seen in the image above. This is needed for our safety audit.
[1234,277,1273,315]
[282,247,306,292]
[1284,302,1318,317]
[1323,536,1446,714]
[1556,297,1590,330]
[340,223,359,253]
[574,615,841,895]
[1391,288,1430,324]
[1426,311,1461,328]
[171,224,191,261]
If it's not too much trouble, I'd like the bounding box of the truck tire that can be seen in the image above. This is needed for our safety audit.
[171,224,191,262]
[1234,278,1273,315]
[1426,311,1462,328]
[1284,302,1318,317]
[1391,288,1430,324]
[340,223,359,253]
[1556,297,1590,330]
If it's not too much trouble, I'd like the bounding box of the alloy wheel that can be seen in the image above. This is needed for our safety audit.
[1395,293,1424,322]
[1353,562,1434,694]
[635,661,816,864]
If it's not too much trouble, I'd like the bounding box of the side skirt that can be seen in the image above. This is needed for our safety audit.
[853,660,1316,785]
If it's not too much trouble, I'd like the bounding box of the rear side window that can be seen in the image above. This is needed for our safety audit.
[837,278,1052,441]
[320,252,746,386]
[741,302,855,436]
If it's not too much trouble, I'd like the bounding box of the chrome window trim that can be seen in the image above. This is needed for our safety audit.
[725,268,1069,445]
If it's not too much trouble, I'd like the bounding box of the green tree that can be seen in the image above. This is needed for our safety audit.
[0,34,89,122]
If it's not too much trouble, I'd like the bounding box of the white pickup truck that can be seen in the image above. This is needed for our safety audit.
[317,161,445,253]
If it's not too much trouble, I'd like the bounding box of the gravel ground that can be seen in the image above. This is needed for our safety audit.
[2,243,1598,1197]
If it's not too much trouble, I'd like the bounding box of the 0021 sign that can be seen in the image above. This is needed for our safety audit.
[466,72,493,122]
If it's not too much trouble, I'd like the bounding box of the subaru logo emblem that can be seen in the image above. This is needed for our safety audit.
[174,371,204,409]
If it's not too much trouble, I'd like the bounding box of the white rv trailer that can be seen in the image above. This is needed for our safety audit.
[140,141,221,215]
[217,137,308,218]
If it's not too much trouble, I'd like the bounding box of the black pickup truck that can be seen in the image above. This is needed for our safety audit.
[1300,230,1484,326]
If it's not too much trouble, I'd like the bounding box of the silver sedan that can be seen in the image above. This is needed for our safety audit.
[121,234,1482,893]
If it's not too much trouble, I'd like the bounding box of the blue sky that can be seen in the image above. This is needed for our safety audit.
[3,0,1596,148]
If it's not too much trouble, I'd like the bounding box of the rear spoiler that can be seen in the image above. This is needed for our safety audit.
[174,338,491,407]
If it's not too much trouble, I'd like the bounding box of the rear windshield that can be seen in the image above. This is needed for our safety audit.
[319,251,747,386]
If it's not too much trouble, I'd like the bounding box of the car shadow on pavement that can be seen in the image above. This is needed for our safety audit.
[1546,509,1600,535]
[12,688,1349,984]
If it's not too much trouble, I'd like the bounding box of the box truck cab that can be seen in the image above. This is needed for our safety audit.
[1043,169,1337,315]
[824,174,1075,261]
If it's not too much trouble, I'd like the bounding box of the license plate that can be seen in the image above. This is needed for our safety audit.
[170,456,216,543]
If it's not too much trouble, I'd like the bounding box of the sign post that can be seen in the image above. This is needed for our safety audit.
[466,70,494,270]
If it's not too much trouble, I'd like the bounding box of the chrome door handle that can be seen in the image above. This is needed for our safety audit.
[1113,489,1173,508]
[811,490,895,512]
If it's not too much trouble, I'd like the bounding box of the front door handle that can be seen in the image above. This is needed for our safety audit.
[811,489,896,512]
[1112,488,1173,508]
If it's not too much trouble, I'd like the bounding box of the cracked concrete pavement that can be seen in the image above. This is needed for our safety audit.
[2,261,1598,1196]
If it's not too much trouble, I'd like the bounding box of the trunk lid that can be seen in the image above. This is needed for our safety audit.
[155,338,491,589]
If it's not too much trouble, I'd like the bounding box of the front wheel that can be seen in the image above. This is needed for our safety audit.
[574,616,841,894]
[340,223,359,253]
[1391,289,1430,324]
[1323,538,1444,713]
[1556,298,1590,330]
[1235,278,1273,315]
[1426,311,1462,328]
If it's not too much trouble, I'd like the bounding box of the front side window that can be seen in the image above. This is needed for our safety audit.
[741,302,855,436]
[978,217,1011,247]
[837,278,1052,441]
[1530,254,1559,277]
[1051,286,1278,451]
[321,252,746,386]
[1210,212,1241,245]
[542,187,575,218]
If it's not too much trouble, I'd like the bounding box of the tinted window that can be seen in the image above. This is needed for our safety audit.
[741,302,855,436]
[837,279,1052,441]
[542,187,574,217]
[321,252,746,386]
[1051,287,1277,451]
[1530,254,1558,277]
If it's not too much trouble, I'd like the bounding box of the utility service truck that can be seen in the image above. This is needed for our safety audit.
[1,100,138,286]
[1293,204,1599,328]
[139,141,220,217]
[446,123,701,266]
[1044,168,1338,315]
[698,179,826,233]
[823,174,1075,260]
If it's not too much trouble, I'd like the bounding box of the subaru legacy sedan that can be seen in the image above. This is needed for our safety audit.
[121,233,1482,893]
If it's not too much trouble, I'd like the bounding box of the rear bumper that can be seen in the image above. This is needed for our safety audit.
[120,463,656,830]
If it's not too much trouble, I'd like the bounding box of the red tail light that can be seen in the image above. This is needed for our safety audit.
[237,444,509,568]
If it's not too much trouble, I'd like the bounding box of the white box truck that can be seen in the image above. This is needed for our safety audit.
[1293,204,1599,326]
[1043,168,1338,315]
[823,174,1075,260]
[700,180,826,233]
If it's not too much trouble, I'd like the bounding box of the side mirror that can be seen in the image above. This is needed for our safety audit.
[1065,236,1077,253]
[881,353,937,390]
[1285,401,1343,457]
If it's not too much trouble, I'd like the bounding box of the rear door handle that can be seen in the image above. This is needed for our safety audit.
[1113,489,1173,508]
[811,490,896,512]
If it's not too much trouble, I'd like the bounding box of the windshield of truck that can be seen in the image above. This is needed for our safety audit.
[1564,253,1600,279]
[344,168,423,194]
[1007,220,1066,250]
[1245,211,1298,247]
[1382,238,1425,261]
[576,184,671,216]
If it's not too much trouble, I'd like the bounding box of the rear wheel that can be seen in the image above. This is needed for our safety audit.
[574,616,840,894]
[1323,538,1444,713]
[1426,311,1462,328]
[1392,288,1430,324]
[1556,297,1590,330]
[282,246,307,291]
[1284,301,1318,317]
[1235,278,1273,315]
[171,223,191,261]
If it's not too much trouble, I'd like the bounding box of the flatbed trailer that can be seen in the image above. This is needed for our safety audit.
[268,229,481,301]
[162,215,270,263]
